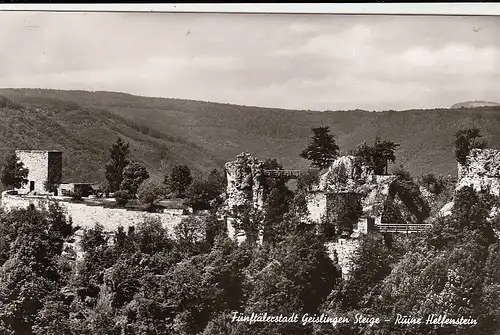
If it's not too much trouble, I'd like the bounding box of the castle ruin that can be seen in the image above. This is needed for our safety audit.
[223,152,265,243]
[15,150,62,195]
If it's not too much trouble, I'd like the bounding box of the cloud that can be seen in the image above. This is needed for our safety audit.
[1,12,500,111]
[396,43,500,74]
[289,22,319,33]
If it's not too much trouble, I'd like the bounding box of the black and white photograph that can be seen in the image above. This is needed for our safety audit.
[0,5,499,334]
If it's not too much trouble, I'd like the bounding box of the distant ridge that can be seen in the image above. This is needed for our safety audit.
[451,100,500,109]
[3,88,500,179]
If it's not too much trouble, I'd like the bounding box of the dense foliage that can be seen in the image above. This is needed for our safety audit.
[1,153,28,189]
[120,161,150,198]
[183,169,225,212]
[1,180,497,335]
[137,177,168,211]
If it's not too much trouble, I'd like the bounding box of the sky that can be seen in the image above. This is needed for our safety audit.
[1,11,500,111]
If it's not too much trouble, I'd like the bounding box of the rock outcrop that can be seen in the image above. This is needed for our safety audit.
[315,155,370,193]
[439,149,500,219]
[456,149,500,196]
[223,152,265,243]
[224,152,265,212]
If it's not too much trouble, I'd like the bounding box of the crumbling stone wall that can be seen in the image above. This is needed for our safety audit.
[1,193,185,236]
[326,239,360,280]
[306,191,327,223]
[307,155,398,229]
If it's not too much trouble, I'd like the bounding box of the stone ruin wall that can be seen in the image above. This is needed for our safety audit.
[306,192,327,223]
[325,239,360,280]
[1,193,186,237]
[16,150,51,194]
[307,156,397,227]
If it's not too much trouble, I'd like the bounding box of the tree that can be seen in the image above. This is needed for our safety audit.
[170,165,193,198]
[262,184,294,245]
[300,126,340,169]
[296,168,320,192]
[120,162,149,198]
[355,136,399,174]
[0,205,74,335]
[174,216,208,256]
[262,158,286,192]
[1,153,28,189]
[184,171,225,212]
[241,232,340,335]
[184,180,215,211]
[104,138,130,193]
[32,299,72,335]
[207,169,225,196]
[454,127,488,165]
[137,177,166,211]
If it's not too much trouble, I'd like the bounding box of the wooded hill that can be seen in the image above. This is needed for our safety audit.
[1,88,500,183]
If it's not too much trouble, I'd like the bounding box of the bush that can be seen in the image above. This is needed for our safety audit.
[114,190,130,207]
[297,169,320,191]
[69,190,83,202]
[137,178,166,211]
[420,173,446,195]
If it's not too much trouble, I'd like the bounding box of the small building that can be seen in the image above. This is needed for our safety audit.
[15,150,62,195]
[58,183,94,197]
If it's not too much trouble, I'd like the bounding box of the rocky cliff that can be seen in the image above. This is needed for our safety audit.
[224,152,265,213]
[223,152,266,242]
[456,149,500,196]
[438,148,500,219]
[316,155,369,193]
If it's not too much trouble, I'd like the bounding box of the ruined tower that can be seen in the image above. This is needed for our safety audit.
[15,150,62,195]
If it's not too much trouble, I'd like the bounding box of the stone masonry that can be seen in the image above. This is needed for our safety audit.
[15,150,62,195]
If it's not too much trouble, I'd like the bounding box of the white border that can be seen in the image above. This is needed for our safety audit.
[0,3,499,16]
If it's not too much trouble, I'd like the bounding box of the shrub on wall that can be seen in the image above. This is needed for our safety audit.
[297,169,320,191]
[332,161,348,184]
[419,173,446,195]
